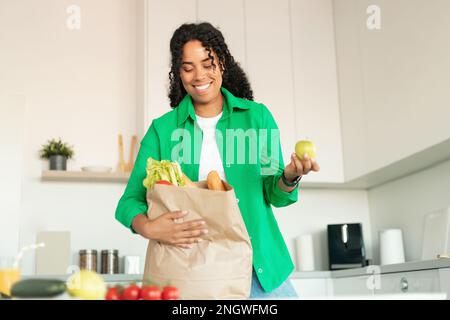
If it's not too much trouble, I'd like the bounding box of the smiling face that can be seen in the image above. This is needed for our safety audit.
[179,40,223,106]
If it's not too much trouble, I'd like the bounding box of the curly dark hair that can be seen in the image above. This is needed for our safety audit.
[168,22,254,108]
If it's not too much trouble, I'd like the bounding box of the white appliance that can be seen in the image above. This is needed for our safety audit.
[379,229,405,265]
[124,256,141,274]
[295,234,315,271]
[422,207,450,260]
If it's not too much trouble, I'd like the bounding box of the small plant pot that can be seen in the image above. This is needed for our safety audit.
[49,155,67,171]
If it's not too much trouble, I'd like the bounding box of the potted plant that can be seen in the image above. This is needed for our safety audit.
[39,138,74,170]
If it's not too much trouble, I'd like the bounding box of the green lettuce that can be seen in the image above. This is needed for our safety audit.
[143,157,185,189]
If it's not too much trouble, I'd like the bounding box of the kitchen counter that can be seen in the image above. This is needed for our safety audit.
[289,258,450,279]
[22,273,143,284]
[20,258,450,283]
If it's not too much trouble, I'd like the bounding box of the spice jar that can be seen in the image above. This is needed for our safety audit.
[79,250,98,272]
[101,250,119,274]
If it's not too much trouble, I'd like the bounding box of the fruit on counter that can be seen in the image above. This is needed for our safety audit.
[161,285,180,300]
[141,285,162,300]
[143,158,185,189]
[0,292,12,300]
[155,180,172,186]
[206,170,226,191]
[10,279,66,298]
[104,283,179,300]
[120,284,141,300]
[295,140,316,160]
[66,270,106,300]
[105,286,121,300]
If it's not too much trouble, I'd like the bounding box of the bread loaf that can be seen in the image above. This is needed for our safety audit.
[207,171,226,191]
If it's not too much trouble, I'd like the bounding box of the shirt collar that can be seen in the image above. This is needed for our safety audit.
[177,87,250,126]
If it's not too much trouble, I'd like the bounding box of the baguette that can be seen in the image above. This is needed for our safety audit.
[207,171,226,191]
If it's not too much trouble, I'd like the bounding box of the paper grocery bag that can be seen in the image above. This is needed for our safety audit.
[143,181,253,300]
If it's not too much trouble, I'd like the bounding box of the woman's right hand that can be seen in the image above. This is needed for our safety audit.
[132,210,208,249]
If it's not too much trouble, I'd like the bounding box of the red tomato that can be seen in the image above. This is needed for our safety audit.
[121,284,141,300]
[105,287,121,300]
[156,180,172,186]
[141,285,162,300]
[162,286,180,300]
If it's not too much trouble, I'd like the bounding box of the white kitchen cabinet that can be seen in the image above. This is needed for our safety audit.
[197,0,246,70]
[140,0,346,183]
[438,268,450,299]
[245,0,344,182]
[290,0,344,183]
[334,0,450,180]
[143,0,197,132]
[375,270,441,295]
[142,0,247,136]
[291,278,330,298]
[244,0,297,165]
[332,275,374,296]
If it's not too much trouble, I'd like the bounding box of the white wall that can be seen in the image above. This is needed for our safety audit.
[368,159,450,264]
[0,95,24,258]
[0,0,147,275]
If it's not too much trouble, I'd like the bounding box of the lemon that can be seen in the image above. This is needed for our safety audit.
[67,270,106,300]
[295,140,317,160]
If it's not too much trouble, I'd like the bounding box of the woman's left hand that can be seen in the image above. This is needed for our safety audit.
[283,153,320,181]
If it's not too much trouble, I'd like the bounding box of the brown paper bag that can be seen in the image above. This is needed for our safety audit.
[143,181,253,300]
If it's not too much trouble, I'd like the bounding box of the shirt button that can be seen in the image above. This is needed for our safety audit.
[226,163,231,168]
[258,268,263,274]
[236,198,240,203]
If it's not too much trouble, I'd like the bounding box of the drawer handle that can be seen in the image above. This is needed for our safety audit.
[400,277,409,293]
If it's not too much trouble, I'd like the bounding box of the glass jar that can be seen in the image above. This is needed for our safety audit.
[79,250,98,272]
[101,250,119,274]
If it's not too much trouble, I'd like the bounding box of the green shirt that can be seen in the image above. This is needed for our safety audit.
[115,87,299,292]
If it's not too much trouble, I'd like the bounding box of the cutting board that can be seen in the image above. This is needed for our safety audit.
[35,231,71,275]
[422,208,450,260]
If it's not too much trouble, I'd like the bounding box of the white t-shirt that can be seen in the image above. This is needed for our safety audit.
[196,112,227,182]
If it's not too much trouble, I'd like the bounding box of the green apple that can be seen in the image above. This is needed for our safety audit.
[295,140,316,160]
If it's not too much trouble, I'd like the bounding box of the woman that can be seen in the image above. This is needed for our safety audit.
[115,22,320,298]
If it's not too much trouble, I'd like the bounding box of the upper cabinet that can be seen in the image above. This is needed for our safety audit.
[334,0,450,181]
[140,0,197,135]
[245,0,344,182]
[197,0,247,70]
[244,0,298,168]
[138,0,450,188]
[290,0,344,183]
[140,0,345,183]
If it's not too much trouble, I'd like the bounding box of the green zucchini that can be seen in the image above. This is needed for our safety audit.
[11,279,67,298]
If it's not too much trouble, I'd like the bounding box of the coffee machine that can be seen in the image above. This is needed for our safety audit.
[327,223,367,270]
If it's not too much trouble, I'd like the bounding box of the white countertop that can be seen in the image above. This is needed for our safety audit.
[22,273,143,283]
[289,258,450,279]
[21,258,450,282]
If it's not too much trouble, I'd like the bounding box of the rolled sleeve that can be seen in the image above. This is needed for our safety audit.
[263,173,299,207]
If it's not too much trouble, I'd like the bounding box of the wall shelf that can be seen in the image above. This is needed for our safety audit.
[41,170,130,183]
[41,138,450,189]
